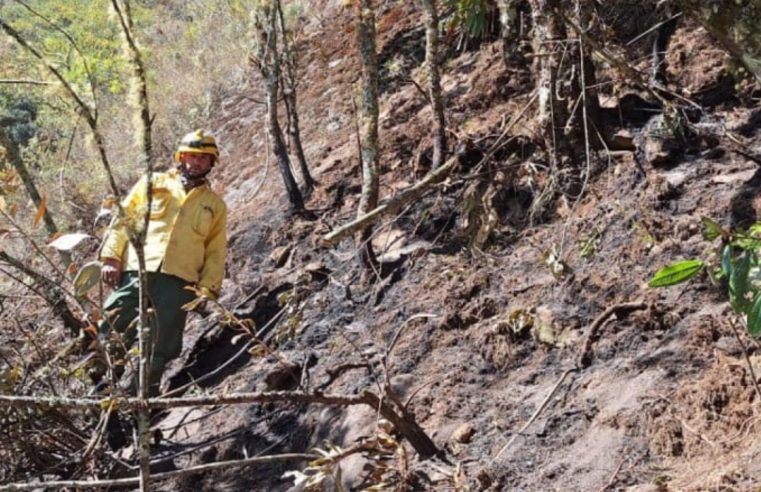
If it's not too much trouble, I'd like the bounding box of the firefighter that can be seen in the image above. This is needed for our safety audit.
[97,129,227,397]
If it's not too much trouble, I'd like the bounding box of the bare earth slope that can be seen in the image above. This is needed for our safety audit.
[153,3,761,490]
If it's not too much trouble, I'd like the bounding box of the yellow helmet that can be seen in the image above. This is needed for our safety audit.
[173,129,219,163]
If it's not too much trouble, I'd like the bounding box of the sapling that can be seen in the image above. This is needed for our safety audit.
[649,217,761,336]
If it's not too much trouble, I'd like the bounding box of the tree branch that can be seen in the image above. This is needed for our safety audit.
[0,388,441,458]
[0,453,317,491]
[0,79,51,85]
[322,91,538,245]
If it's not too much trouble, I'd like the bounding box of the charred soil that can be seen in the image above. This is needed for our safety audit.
[120,4,761,491]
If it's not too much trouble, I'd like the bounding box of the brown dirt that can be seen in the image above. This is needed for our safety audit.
[121,5,761,491]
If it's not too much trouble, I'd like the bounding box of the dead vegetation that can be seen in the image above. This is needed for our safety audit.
[5,0,761,490]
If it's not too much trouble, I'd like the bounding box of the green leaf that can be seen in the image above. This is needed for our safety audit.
[701,217,724,241]
[730,253,753,313]
[722,244,732,277]
[732,236,761,251]
[649,260,704,287]
[748,293,761,337]
[748,223,761,237]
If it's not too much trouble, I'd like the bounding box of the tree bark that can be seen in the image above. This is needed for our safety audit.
[354,0,380,269]
[529,0,599,199]
[110,2,155,488]
[420,0,447,170]
[678,0,761,84]
[252,3,305,212]
[276,0,316,195]
[531,0,567,158]
[497,0,524,68]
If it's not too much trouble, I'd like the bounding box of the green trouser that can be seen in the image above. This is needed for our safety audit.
[97,271,195,396]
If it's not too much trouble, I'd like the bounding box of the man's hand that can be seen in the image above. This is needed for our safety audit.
[101,258,122,288]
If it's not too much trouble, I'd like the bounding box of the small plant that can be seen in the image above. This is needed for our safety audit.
[579,226,602,259]
[444,0,499,49]
[541,245,571,279]
[649,217,761,336]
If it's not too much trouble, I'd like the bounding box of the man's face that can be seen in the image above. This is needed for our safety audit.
[179,152,214,177]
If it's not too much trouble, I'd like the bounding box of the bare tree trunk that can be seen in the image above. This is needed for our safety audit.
[420,0,447,170]
[529,0,600,201]
[0,128,70,266]
[354,0,380,270]
[530,0,570,174]
[678,0,761,84]
[110,1,154,488]
[570,1,600,143]
[276,0,316,195]
[497,0,524,68]
[252,4,304,213]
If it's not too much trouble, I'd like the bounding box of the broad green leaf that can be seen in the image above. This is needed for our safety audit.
[748,293,761,337]
[730,253,753,313]
[649,259,704,287]
[702,217,724,241]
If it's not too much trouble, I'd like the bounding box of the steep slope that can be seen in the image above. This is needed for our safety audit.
[149,2,761,491]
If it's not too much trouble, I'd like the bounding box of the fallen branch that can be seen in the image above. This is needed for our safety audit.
[577,301,648,369]
[597,457,627,492]
[0,388,441,459]
[490,301,648,464]
[0,453,317,491]
[0,78,51,85]
[322,91,538,245]
[491,367,576,462]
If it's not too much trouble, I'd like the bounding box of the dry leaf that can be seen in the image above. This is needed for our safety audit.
[48,232,91,251]
[32,194,47,229]
[73,261,101,296]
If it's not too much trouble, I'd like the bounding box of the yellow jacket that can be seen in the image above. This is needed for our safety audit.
[100,170,227,297]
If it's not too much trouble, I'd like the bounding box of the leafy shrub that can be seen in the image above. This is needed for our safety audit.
[649,217,761,336]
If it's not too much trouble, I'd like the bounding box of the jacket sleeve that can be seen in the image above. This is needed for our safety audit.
[100,175,146,262]
[197,199,227,298]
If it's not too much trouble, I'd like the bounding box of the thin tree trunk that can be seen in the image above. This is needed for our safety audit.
[530,0,596,198]
[0,18,122,198]
[110,1,154,488]
[276,0,316,195]
[420,0,447,170]
[354,0,380,270]
[497,0,524,68]
[252,4,304,212]
[0,128,70,265]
